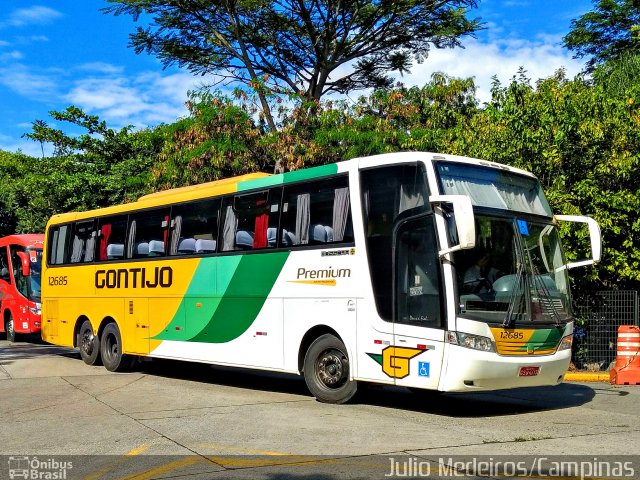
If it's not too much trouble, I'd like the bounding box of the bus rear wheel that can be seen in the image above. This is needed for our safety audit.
[5,314,16,343]
[303,334,357,404]
[78,320,101,366]
[100,323,131,372]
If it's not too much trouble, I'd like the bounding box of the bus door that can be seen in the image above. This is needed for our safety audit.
[393,215,446,390]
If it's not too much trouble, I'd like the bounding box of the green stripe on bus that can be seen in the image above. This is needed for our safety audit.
[153,252,289,343]
[237,163,338,191]
[521,328,563,352]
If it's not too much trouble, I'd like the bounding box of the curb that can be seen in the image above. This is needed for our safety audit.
[564,372,610,382]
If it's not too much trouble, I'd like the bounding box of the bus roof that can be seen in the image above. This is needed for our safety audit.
[45,152,538,226]
[0,234,45,249]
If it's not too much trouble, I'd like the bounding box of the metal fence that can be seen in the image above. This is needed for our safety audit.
[572,290,639,371]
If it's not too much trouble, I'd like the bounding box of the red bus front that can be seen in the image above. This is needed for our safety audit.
[0,235,44,342]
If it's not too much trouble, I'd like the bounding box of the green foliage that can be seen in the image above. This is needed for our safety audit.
[151,92,266,189]
[563,0,640,72]
[0,107,164,233]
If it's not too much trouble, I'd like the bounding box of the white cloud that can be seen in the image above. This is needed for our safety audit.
[402,37,585,103]
[2,6,63,28]
[64,71,204,129]
[76,62,125,74]
[0,50,23,62]
[0,64,58,99]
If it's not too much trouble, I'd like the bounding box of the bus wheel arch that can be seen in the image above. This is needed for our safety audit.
[76,316,101,366]
[301,328,358,404]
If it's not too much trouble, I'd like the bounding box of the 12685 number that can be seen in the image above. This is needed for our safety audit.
[48,276,68,286]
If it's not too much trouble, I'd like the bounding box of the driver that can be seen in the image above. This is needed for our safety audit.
[464,251,499,293]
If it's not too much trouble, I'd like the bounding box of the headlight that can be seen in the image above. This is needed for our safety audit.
[447,331,495,352]
[28,306,41,315]
[557,335,573,351]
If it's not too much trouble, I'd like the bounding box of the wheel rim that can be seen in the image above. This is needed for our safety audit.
[7,319,13,338]
[104,333,118,363]
[81,328,95,356]
[315,348,348,390]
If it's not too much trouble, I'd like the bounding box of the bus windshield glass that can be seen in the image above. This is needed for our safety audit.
[454,215,572,325]
[436,162,553,216]
[27,248,42,302]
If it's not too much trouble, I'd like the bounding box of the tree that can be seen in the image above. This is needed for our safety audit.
[103,0,481,139]
[24,106,163,204]
[563,0,640,72]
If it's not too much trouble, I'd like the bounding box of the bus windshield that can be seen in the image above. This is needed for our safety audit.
[454,215,571,325]
[436,161,553,216]
[27,248,42,302]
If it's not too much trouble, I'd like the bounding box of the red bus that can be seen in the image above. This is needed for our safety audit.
[0,234,44,342]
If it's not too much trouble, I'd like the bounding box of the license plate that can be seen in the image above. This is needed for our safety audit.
[518,366,540,377]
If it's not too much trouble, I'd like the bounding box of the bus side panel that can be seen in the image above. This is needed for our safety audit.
[42,265,97,347]
[282,297,357,375]
[270,249,361,375]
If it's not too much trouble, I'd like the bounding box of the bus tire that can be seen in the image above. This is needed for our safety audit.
[78,320,101,366]
[100,323,131,372]
[303,334,357,404]
[6,314,16,343]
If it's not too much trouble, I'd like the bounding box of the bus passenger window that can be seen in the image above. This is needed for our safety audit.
[127,209,170,259]
[69,220,96,263]
[48,225,70,265]
[97,216,128,261]
[0,246,11,283]
[280,177,353,247]
[10,246,28,298]
[221,190,281,252]
[169,199,220,255]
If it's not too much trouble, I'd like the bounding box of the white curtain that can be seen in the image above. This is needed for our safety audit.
[222,205,237,251]
[126,220,137,258]
[332,187,350,242]
[84,233,95,263]
[70,236,84,263]
[399,183,425,214]
[170,215,182,255]
[295,193,310,245]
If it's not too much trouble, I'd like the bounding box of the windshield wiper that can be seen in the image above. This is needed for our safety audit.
[503,230,527,328]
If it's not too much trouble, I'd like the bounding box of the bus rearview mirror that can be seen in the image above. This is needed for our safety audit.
[429,195,475,256]
[555,215,602,269]
[16,251,30,277]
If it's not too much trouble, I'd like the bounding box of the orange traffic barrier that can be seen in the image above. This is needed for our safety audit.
[610,325,640,385]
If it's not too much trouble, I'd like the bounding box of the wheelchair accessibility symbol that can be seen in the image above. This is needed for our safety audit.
[418,362,430,378]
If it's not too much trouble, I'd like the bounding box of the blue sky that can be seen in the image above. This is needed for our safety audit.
[0,1,594,156]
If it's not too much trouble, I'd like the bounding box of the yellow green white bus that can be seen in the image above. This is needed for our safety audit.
[41,152,601,403]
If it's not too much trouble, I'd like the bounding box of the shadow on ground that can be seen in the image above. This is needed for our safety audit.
[1,339,599,417]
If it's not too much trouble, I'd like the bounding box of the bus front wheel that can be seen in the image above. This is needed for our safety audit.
[78,320,101,366]
[5,314,16,343]
[100,323,131,372]
[303,334,357,404]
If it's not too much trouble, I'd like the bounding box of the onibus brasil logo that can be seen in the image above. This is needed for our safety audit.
[367,346,426,379]
[8,456,72,479]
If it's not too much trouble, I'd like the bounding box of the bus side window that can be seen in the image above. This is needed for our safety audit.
[170,198,221,255]
[127,209,170,259]
[48,225,71,266]
[221,189,282,252]
[97,216,128,261]
[280,176,353,247]
[10,246,28,298]
[0,246,11,283]
[69,220,97,264]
